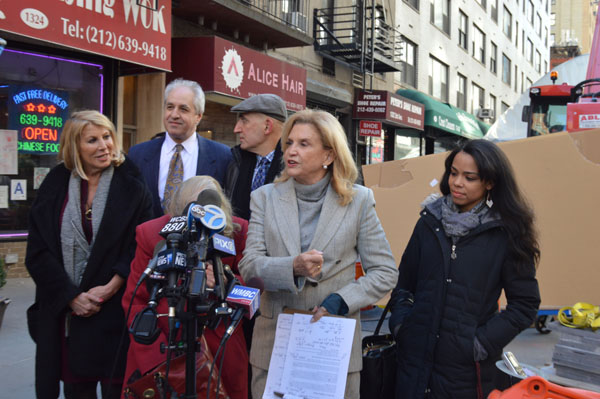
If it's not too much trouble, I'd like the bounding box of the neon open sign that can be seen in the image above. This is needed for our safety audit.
[9,86,69,154]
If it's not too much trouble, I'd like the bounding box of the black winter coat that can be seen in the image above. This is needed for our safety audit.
[223,142,283,221]
[25,158,153,399]
[389,206,540,399]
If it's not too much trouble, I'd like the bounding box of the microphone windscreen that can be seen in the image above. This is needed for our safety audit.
[246,277,265,294]
[166,233,183,243]
[197,188,221,207]
[182,202,194,216]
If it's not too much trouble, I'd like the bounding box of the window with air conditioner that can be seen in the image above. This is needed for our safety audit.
[282,0,307,32]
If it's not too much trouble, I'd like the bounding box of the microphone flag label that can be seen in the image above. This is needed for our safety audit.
[159,215,187,237]
[227,286,260,318]
[213,233,236,256]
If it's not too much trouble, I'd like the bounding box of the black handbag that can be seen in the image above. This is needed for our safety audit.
[360,300,396,399]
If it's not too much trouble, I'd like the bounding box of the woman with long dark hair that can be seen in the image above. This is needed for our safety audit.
[389,139,540,399]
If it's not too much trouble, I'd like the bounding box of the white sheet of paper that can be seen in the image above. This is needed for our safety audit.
[11,179,27,200]
[262,313,294,399]
[0,130,18,175]
[33,167,50,190]
[280,314,356,399]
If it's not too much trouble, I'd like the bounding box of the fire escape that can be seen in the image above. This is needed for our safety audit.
[313,1,402,88]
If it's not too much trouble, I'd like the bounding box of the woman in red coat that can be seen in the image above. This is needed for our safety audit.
[122,176,248,399]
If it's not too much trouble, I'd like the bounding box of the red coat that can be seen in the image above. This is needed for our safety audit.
[122,215,248,399]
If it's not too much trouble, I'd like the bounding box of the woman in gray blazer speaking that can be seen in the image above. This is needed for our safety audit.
[239,109,398,399]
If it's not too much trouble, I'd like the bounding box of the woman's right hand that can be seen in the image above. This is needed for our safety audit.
[293,249,324,279]
[69,292,103,317]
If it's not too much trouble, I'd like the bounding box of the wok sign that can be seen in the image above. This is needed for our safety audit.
[359,120,383,137]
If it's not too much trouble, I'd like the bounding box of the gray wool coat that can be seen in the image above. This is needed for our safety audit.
[239,178,398,373]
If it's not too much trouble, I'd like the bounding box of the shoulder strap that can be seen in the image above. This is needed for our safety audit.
[374,299,393,336]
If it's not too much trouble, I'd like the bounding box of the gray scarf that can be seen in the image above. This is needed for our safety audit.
[61,166,113,286]
[425,194,495,241]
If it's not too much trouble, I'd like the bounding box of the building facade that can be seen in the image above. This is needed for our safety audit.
[549,0,598,68]
[550,0,598,54]
[393,0,551,154]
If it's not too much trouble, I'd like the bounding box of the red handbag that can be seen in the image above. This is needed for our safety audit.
[123,336,228,399]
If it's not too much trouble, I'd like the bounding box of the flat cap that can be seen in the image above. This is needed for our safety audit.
[231,94,288,122]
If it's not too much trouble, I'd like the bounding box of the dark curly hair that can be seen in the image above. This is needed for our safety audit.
[440,140,540,271]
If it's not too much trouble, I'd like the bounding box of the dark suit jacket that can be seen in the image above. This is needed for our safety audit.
[223,141,283,220]
[128,133,233,218]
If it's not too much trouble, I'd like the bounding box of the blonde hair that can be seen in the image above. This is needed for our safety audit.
[278,109,358,206]
[58,110,124,179]
[167,176,236,237]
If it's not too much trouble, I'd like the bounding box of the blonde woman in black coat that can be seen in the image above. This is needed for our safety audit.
[389,139,540,399]
[25,111,153,399]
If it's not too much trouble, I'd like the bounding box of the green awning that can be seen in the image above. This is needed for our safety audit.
[476,119,491,135]
[396,89,485,139]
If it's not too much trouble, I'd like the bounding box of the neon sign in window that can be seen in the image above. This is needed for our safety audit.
[9,86,70,154]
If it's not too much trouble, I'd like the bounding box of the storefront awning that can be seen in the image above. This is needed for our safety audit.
[477,119,491,135]
[396,89,485,139]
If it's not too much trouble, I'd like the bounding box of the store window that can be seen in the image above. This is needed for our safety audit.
[433,136,460,154]
[0,49,103,231]
[394,129,422,159]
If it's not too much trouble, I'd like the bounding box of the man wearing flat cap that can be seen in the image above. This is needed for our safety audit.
[224,93,287,221]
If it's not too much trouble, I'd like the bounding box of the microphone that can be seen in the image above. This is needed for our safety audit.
[222,278,264,342]
[155,233,186,274]
[197,188,221,208]
[135,240,166,287]
[187,188,227,238]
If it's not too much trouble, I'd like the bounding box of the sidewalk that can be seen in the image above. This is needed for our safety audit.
[0,278,36,399]
[0,278,559,398]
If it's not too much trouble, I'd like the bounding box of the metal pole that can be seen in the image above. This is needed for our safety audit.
[370,0,375,90]
[360,0,366,90]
